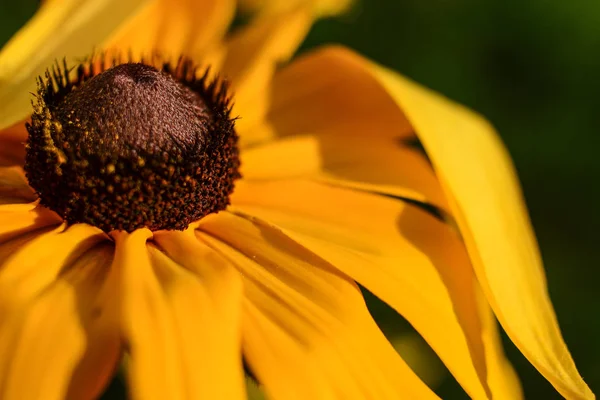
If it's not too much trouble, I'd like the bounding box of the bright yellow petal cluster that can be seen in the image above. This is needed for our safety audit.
[0,1,594,399]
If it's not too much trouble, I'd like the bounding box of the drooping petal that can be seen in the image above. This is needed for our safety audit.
[0,0,153,130]
[152,229,246,400]
[106,0,235,60]
[240,133,448,210]
[362,52,594,399]
[241,44,412,146]
[220,6,314,143]
[110,229,245,400]
[0,223,107,314]
[238,46,433,205]
[0,242,120,400]
[231,179,521,399]
[198,211,438,400]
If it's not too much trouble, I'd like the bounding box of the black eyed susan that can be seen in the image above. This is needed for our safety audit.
[0,0,595,399]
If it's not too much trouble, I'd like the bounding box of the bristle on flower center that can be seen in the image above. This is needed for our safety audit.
[24,57,240,232]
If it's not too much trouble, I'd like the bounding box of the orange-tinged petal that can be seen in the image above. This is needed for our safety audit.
[221,7,313,143]
[0,203,61,243]
[198,211,438,400]
[363,53,595,400]
[238,0,353,17]
[110,229,184,400]
[240,133,448,210]
[106,0,235,60]
[0,166,35,205]
[152,229,246,400]
[0,223,107,314]
[231,179,521,399]
[0,243,120,400]
[0,0,152,129]
[110,229,245,400]
[242,45,412,147]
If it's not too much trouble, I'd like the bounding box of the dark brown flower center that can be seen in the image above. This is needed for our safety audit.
[25,59,240,232]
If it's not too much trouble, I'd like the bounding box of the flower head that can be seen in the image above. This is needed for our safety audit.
[0,1,594,399]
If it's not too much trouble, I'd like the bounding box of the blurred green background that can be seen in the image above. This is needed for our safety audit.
[1,0,598,398]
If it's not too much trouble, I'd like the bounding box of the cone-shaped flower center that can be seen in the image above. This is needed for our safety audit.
[25,61,240,232]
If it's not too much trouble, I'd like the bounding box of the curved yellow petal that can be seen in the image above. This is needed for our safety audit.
[0,243,120,400]
[198,211,438,400]
[110,229,245,400]
[231,179,521,400]
[0,0,152,130]
[363,53,595,399]
[241,45,412,147]
[220,6,313,143]
[0,166,35,205]
[106,0,235,60]
[240,133,448,210]
[0,223,107,314]
[238,0,353,18]
[152,229,246,400]
[0,203,61,244]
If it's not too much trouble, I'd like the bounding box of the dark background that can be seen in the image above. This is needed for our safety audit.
[1,0,598,398]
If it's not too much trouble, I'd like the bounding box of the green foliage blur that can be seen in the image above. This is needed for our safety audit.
[1,0,598,398]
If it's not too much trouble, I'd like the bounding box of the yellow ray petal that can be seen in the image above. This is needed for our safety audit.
[0,223,107,314]
[0,242,120,400]
[152,229,246,400]
[240,133,448,210]
[241,45,413,147]
[220,6,313,143]
[0,166,35,205]
[0,0,153,130]
[106,0,235,60]
[231,179,521,399]
[362,53,595,400]
[0,203,62,249]
[110,229,245,400]
[238,0,353,18]
[198,211,438,400]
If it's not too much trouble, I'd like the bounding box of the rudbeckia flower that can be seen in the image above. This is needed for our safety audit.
[0,0,594,399]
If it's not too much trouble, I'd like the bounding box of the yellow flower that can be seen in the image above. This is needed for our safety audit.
[0,1,594,399]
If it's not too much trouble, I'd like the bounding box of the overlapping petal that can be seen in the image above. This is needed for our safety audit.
[0,166,35,205]
[198,211,437,400]
[0,0,151,129]
[0,228,116,400]
[231,179,521,399]
[241,133,448,210]
[110,229,245,400]
[106,0,235,59]
[221,6,314,139]
[241,43,594,399]
[0,223,107,314]
[369,54,594,400]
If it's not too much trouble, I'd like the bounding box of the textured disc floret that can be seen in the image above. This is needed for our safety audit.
[25,57,240,232]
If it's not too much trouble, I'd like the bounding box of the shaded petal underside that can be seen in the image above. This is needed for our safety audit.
[366,51,594,399]
[198,211,437,400]
[0,227,118,400]
[240,133,448,211]
[110,229,245,400]
[231,179,521,399]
